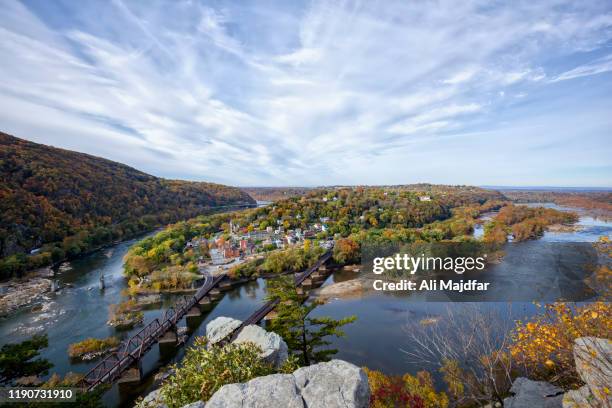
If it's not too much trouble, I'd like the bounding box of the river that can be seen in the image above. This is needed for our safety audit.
[0,203,609,406]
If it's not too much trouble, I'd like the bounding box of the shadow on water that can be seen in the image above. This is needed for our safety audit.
[0,206,609,406]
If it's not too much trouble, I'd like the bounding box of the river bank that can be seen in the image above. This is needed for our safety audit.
[0,277,53,317]
[1,203,609,407]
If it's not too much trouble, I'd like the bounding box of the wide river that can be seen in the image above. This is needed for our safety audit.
[0,203,609,406]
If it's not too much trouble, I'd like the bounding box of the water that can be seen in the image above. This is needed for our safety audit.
[0,236,276,406]
[0,206,609,406]
[312,205,610,377]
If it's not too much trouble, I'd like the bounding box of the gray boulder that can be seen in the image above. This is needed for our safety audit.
[293,360,370,408]
[138,389,168,408]
[181,402,206,408]
[563,337,612,408]
[205,316,242,345]
[504,377,563,408]
[206,374,303,408]
[234,324,288,368]
[205,359,369,408]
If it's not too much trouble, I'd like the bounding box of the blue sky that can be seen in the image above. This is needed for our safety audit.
[0,0,611,187]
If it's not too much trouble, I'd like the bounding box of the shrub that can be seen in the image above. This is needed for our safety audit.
[68,337,120,358]
[510,302,612,388]
[159,338,276,408]
[364,367,448,408]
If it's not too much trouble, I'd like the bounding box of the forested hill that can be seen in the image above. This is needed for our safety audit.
[0,132,255,278]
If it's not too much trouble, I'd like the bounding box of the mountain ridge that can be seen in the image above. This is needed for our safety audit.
[0,132,255,278]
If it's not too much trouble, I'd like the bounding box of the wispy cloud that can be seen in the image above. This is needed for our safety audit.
[0,0,611,186]
[551,54,612,82]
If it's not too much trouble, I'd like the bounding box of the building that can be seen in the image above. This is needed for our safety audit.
[210,248,225,265]
[223,246,240,259]
[419,196,432,201]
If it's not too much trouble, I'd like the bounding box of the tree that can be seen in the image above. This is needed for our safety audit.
[159,338,276,408]
[0,334,53,384]
[402,305,515,407]
[332,237,360,264]
[266,276,356,366]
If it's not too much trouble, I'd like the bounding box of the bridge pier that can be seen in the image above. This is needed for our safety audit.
[117,365,142,390]
[219,281,233,291]
[186,306,203,330]
[209,288,222,301]
[159,330,178,357]
[198,296,213,311]
[311,271,327,282]
[301,278,313,289]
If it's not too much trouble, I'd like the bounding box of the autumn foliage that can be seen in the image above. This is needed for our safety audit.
[364,367,448,408]
[510,302,612,388]
[483,204,578,244]
[0,132,254,278]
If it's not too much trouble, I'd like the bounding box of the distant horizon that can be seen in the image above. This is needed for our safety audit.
[5,128,612,190]
[240,185,612,191]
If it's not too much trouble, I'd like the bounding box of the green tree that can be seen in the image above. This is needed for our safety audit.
[0,334,52,384]
[159,338,275,408]
[266,276,356,366]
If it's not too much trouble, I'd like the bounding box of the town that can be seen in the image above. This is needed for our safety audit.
[185,217,335,274]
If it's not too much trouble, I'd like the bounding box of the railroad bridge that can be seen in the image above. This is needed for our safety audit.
[80,249,333,391]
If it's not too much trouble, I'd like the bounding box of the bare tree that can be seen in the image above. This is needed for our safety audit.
[401,304,515,407]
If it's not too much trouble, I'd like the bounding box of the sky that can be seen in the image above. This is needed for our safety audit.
[0,0,611,187]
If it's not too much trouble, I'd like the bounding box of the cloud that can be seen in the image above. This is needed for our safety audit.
[442,68,478,85]
[0,0,611,186]
[388,104,483,135]
[550,54,612,82]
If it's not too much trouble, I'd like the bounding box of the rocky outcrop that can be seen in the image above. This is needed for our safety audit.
[563,337,611,408]
[205,317,288,368]
[504,337,612,408]
[205,316,242,345]
[181,402,205,408]
[311,279,367,301]
[139,389,167,408]
[503,377,564,407]
[234,324,288,369]
[0,278,52,316]
[206,374,303,408]
[205,359,370,408]
[293,359,370,408]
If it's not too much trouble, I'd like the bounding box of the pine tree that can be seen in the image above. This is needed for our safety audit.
[0,334,52,384]
[265,276,356,366]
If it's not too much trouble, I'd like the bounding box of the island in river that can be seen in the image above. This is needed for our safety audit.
[0,185,609,407]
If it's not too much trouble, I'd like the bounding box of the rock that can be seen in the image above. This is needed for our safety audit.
[154,367,175,384]
[311,279,366,301]
[133,294,163,309]
[206,360,369,408]
[0,278,52,317]
[563,337,612,407]
[234,324,288,368]
[181,402,206,408]
[503,377,563,408]
[107,312,144,330]
[139,389,168,408]
[205,317,242,345]
[563,386,594,408]
[206,374,303,408]
[293,360,370,408]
